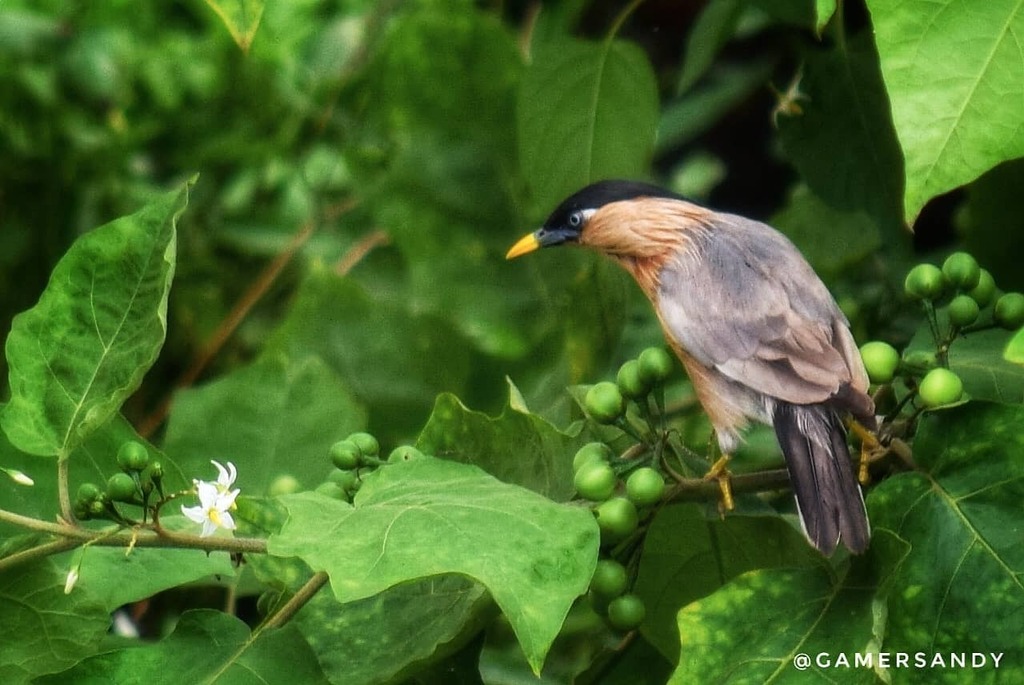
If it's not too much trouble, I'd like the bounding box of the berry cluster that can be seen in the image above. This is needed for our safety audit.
[860,252,1022,409]
[74,441,164,522]
[319,432,427,502]
[576,347,678,632]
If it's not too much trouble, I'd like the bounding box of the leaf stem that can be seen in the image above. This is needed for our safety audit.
[256,571,330,634]
[57,455,75,525]
[606,0,645,42]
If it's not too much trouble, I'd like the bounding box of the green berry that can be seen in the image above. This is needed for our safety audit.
[902,350,937,371]
[616,359,651,399]
[328,468,359,491]
[330,440,361,470]
[904,264,945,301]
[590,559,629,598]
[388,445,426,463]
[625,467,665,506]
[106,472,137,503]
[76,482,102,505]
[918,368,964,408]
[116,441,150,472]
[968,269,997,307]
[574,462,617,501]
[348,432,379,458]
[606,593,646,631]
[268,474,301,496]
[573,442,613,473]
[637,347,674,386]
[995,293,1024,329]
[585,382,625,424]
[596,497,639,542]
[942,252,981,291]
[859,341,900,384]
[315,481,347,500]
[947,294,980,327]
[89,499,107,517]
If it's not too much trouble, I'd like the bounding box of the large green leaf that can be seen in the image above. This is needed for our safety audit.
[676,0,745,93]
[295,575,492,685]
[2,181,190,457]
[37,609,329,684]
[635,505,824,662]
[869,403,1024,675]
[416,384,583,502]
[163,353,365,493]
[778,33,906,242]
[63,517,236,612]
[669,565,882,683]
[518,36,659,211]
[268,458,599,673]
[865,0,1024,224]
[0,560,109,683]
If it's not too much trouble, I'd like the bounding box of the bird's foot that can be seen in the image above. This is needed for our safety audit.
[846,419,884,485]
[703,454,734,512]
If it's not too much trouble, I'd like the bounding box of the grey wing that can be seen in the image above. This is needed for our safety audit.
[657,214,867,405]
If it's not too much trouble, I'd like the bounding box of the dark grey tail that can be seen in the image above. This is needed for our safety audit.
[773,402,870,555]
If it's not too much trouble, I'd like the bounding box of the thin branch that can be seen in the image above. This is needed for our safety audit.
[255,571,330,634]
[334,229,391,276]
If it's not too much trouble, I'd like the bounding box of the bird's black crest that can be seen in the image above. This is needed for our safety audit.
[545,180,683,227]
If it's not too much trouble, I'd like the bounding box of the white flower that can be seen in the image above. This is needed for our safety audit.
[210,460,237,495]
[181,467,240,538]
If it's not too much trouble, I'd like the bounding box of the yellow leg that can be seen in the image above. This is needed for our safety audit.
[846,419,883,485]
[703,454,734,512]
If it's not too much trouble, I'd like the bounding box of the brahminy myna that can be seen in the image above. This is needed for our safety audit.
[506,180,875,555]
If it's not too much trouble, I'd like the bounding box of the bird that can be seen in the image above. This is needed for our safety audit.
[506,180,875,555]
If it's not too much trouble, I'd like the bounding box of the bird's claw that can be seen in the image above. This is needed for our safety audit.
[703,454,734,512]
[846,420,884,485]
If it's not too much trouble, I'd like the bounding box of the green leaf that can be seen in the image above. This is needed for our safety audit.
[777,34,906,241]
[268,459,599,673]
[634,504,823,662]
[869,403,1024,673]
[163,353,365,493]
[669,565,881,683]
[37,609,329,684]
[865,0,1024,224]
[0,560,109,683]
[518,36,659,211]
[67,519,236,611]
[676,0,745,93]
[1005,327,1024,365]
[203,0,264,52]
[415,387,584,501]
[2,181,190,457]
[815,0,838,34]
[295,575,493,685]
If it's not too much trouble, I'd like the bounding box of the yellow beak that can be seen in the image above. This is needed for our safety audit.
[505,232,541,260]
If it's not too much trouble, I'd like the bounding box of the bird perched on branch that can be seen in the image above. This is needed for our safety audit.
[506,180,875,555]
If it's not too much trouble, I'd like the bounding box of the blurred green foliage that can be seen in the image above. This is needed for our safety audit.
[4,0,1024,683]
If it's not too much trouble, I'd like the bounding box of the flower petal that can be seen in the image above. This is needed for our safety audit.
[181,504,208,524]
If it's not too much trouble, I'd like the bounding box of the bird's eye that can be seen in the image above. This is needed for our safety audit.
[568,211,584,228]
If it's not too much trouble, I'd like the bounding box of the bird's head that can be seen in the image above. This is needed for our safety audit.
[506,180,706,263]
